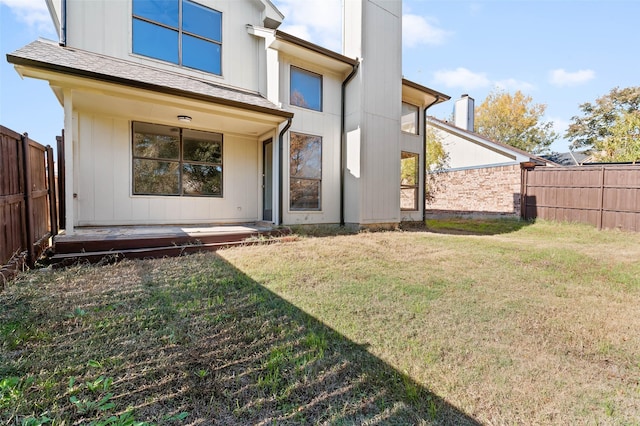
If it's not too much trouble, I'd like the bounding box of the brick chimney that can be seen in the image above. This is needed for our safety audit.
[454,94,474,131]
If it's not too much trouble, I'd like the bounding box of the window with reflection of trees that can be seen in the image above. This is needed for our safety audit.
[290,66,322,111]
[401,151,419,211]
[132,122,222,197]
[290,132,322,210]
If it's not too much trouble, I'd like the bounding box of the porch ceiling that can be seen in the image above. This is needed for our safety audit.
[67,86,283,136]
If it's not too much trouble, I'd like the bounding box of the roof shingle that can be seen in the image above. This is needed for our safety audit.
[7,39,292,118]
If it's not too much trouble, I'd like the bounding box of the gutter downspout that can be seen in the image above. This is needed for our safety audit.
[340,60,360,226]
[422,95,441,223]
[278,118,292,225]
[60,0,67,46]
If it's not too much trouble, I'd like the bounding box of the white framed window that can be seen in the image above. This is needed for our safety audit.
[402,102,419,134]
[401,151,419,211]
[132,0,222,75]
[290,66,322,111]
[132,122,223,197]
[290,132,322,210]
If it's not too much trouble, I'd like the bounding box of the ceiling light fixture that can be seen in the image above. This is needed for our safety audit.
[177,115,192,123]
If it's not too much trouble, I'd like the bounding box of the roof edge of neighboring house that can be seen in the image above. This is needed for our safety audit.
[7,39,293,119]
[427,115,552,165]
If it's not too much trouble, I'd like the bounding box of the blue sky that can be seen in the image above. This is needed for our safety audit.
[1,0,638,153]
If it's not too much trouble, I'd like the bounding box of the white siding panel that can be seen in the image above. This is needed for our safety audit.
[436,128,517,169]
[74,110,262,225]
[66,0,267,92]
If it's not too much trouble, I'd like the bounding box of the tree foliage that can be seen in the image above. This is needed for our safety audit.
[424,126,449,203]
[566,86,640,162]
[475,90,557,154]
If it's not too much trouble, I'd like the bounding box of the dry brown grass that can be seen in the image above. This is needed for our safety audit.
[2,219,639,425]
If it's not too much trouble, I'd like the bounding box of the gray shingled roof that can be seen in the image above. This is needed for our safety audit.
[7,39,292,118]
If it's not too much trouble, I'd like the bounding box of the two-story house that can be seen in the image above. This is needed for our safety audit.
[7,0,449,236]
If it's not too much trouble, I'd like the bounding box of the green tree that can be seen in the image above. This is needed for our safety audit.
[475,89,557,154]
[566,86,640,162]
[425,126,449,203]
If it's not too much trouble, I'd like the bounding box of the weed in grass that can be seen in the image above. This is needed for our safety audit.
[68,307,87,318]
[85,376,113,393]
[427,397,438,421]
[303,331,328,358]
[70,393,115,414]
[603,400,615,417]
[1,376,34,410]
[21,415,53,425]
[194,369,209,379]
[1,321,35,350]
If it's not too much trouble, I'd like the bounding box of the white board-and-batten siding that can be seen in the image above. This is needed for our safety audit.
[75,112,262,226]
[279,55,344,225]
[64,0,268,94]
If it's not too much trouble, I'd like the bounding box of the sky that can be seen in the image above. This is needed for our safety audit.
[1,0,639,153]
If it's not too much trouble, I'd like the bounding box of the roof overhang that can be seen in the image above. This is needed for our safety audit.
[7,40,292,121]
[402,78,450,108]
[271,30,358,76]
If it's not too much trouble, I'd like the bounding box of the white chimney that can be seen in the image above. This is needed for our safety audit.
[454,94,474,131]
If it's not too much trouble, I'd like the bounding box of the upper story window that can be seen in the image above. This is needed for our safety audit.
[290,66,322,111]
[402,102,419,134]
[132,0,222,75]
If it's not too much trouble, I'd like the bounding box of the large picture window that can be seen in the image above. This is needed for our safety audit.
[290,66,322,111]
[132,122,222,197]
[401,151,419,211]
[401,102,419,134]
[290,132,322,210]
[132,0,222,75]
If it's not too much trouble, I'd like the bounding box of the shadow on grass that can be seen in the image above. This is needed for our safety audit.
[1,253,480,425]
[416,218,535,236]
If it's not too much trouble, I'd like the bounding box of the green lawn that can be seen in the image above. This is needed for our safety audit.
[2,220,639,425]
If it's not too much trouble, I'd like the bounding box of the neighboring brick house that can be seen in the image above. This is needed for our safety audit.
[426,95,550,218]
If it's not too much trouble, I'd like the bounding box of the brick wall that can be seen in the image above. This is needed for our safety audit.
[426,164,522,218]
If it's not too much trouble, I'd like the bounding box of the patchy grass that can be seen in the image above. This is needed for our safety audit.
[2,219,640,424]
[425,217,529,235]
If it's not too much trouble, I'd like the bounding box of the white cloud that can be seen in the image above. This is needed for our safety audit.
[433,67,490,89]
[402,14,451,48]
[494,78,535,92]
[0,0,53,31]
[278,24,311,42]
[549,69,595,87]
[274,0,342,52]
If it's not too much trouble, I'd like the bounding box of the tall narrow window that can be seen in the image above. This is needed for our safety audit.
[290,66,322,111]
[132,0,222,75]
[401,151,419,211]
[402,102,419,134]
[133,122,222,196]
[290,132,322,210]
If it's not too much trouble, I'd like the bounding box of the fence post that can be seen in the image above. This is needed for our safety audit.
[21,133,35,266]
[597,166,605,230]
[47,145,58,238]
[56,132,66,230]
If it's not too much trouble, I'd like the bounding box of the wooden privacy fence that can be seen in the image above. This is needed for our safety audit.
[521,164,640,232]
[1,126,58,282]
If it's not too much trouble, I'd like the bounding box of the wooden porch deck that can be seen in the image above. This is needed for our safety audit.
[50,223,290,265]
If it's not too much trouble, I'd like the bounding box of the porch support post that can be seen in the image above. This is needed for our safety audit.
[278,118,292,225]
[63,88,75,235]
